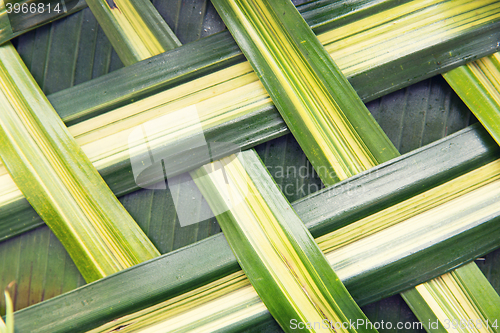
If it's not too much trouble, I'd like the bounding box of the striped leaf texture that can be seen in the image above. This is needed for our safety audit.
[46,0,500,126]
[212,0,399,185]
[192,150,376,332]
[84,0,181,66]
[403,263,500,332]
[1,0,500,331]
[25,126,500,332]
[0,42,159,282]
[211,0,500,329]
[93,0,375,327]
[0,0,227,315]
[444,53,500,145]
[0,62,493,328]
[2,0,497,246]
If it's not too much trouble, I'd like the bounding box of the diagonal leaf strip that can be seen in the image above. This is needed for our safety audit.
[0,42,159,282]
[213,0,399,186]
[444,52,500,146]
[192,150,376,332]
[201,0,392,328]
[85,0,180,66]
[403,263,500,332]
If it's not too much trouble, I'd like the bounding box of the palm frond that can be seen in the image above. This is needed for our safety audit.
[212,0,399,185]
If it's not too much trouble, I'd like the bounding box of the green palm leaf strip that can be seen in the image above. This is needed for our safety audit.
[85,0,180,66]
[403,263,500,333]
[192,150,375,333]
[84,154,500,333]
[1,0,500,242]
[443,53,500,145]
[0,42,159,283]
[212,0,399,186]
[212,0,500,331]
